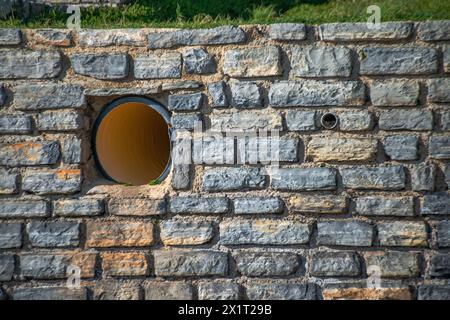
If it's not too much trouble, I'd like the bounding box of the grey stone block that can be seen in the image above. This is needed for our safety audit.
[0,223,22,249]
[183,48,216,74]
[377,221,428,247]
[379,109,433,131]
[203,167,265,191]
[168,92,203,111]
[27,221,80,248]
[355,196,414,216]
[169,197,229,214]
[370,79,419,106]
[233,197,284,214]
[0,199,49,218]
[246,283,317,300]
[310,252,361,277]
[54,198,104,217]
[383,135,418,160]
[230,81,262,109]
[317,221,373,247]
[341,166,406,190]
[223,46,281,77]
[134,52,181,79]
[71,53,129,80]
[319,22,412,41]
[234,252,299,276]
[285,110,317,131]
[271,168,337,191]
[207,81,228,107]
[269,23,306,41]
[0,49,61,79]
[0,114,32,134]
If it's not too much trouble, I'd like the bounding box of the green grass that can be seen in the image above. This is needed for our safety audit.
[1,0,449,28]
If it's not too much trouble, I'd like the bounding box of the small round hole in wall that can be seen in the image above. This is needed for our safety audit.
[92,96,171,186]
[320,112,338,130]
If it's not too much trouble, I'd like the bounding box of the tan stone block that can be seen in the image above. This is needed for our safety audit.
[307,137,377,161]
[323,287,413,300]
[290,195,347,214]
[102,252,148,276]
[86,221,153,248]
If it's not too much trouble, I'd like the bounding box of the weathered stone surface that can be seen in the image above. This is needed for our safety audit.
[220,219,310,245]
[13,287,87,300]
[27,221,80,248]
[377,221,428,247]
[86,221,153,248]
[154,250,228,276]
[85,86,161,96]
[108,197,166,216]
[379,109,433,131]
[411,162,435,191]
[160,219,214,245]
[364,251,420,278]
[290,195,347,214]
[323,287,412,300]
[319,22,412,41]
[383,135,418,160]
[168,92,203,111]
[0,223,21,248]
[271,167,337,191]
[418,285,450,300]
[234,252,299,276]
[269,80,365,107]
[269,23,306,40]
[429,254,450,277]
[338,110,373,131]
[169,197,229,214]
[354,196,414,216]
[162,80,201,91]
[0,114,32,134]
[429,136,450,159]
[20,252,96,279]
[285,110,317,131]
[441,108,450,130]
[210,112,282,132]
[172,164,190,190]
[37,110,84,131]
[207,81,228,107]
[230,81,262,108]
[341,166,406,190]
[417,20,450,41]
[437,221,450,248]
[198,282,241,300]
[370,79,419,106]
[148,26,246,49]
[54,198,104,217]
[171,113,202,130]
[0,199,48,218]
[0,84,6,106]
[0,49,61,79]
[307,137,377,162]
[62,135,82,164]
[22,169,82,194]
[310,252,361,277]
[444,165,450,188]
[0,29,21,45]
[14,83,85,110]
[203,167,265,191]
[0,171,18,194]
[427,78,450,102]
[193,135,234,165]
[79,29,146,46]
[0,254,14,281]
[0,141,60,166]
[223,46,281,77]
[71,53,129,80]
[359,47,438,75]
[134,52,181,79]
[246,283,317,300]
[239,136,299,164]
[93,281,140,300]
[183,48,216,74]
[102,252,148,276]
[144,282,194,300]
[290,46,352,77]
[422,194,450,215]
[34,29,71,46]
[233,197,284,214]
[317,221,373,246]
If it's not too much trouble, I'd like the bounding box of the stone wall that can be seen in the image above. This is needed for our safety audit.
[0,21,450,300]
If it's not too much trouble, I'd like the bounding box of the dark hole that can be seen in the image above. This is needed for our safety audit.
[321,113,338,129]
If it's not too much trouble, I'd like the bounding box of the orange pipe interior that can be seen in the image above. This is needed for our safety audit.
[95,102,170,185]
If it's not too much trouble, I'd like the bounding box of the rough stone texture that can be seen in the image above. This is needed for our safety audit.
[71,53,129,80]
[379,109,433,131]
[411,162,435,191]
[338,110,373,131]
[169,197,228,214]
[290,46,352,77]
[14,83,85,110]
[223,46,281,77]
[310,252,361,277]
[220,219,310,245]
[246,283,317,300]
[62,135,82,164]
[269,23,306,41]
[437,221,450,248]
[168,92,203,111]
[323,287,412,300]
[441,108,450,130]
[0,84,5,106]
[13,287,87,300]
[108,197,166,216]
[0,171,18,194]
[234,252,299,276]
[354,196,414,216]
[317,221,373,247]
[383,135,419,160]
[207,81,228,107]
[230,81,262,108]
[429,254,450,277]
[93,281,140,300]
[370,79,419,106]
[269,80,365,107]
[86,221,153,247]
[79,29,146,47]
[359,47,438,75]
[0,28,21,45]
[27,221,80,248]
[0,50,61,79]
[0,223,22,249]
[418,285,450,300]
[144,282,194,300]
[285,110,317,131]
[183,48,216,74]
[160,219,214,245]
[54,198,103,217]
[134,52,181,79]
[0,199,49,218]
[417,20,450,41]
[377,221,428,247]
[290,195,347,214]
[307,137,377,162]
[147,26,246,49]
[171,113,202,130]
[203,167,265,191]
[0,141,60,166]
[0,254,14,281]
[271,167,337,191]
[429,136,450,159]
[340,166,406,190]
[22,169,82,194]
[364,251,420,278]
[427,78,450,102]
[198,282,241,300]
[34,29,71,47]
[37,110,84,131]
[0,114,32,134]
[233,197,284,214]
[422,194,450,215]
[319,22,412,41]
[210,112,282,132]
[101,252,148,276]
[153,250,228,276]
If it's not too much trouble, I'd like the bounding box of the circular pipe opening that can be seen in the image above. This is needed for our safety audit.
[92,96,171,186]
[320,112,338,130]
